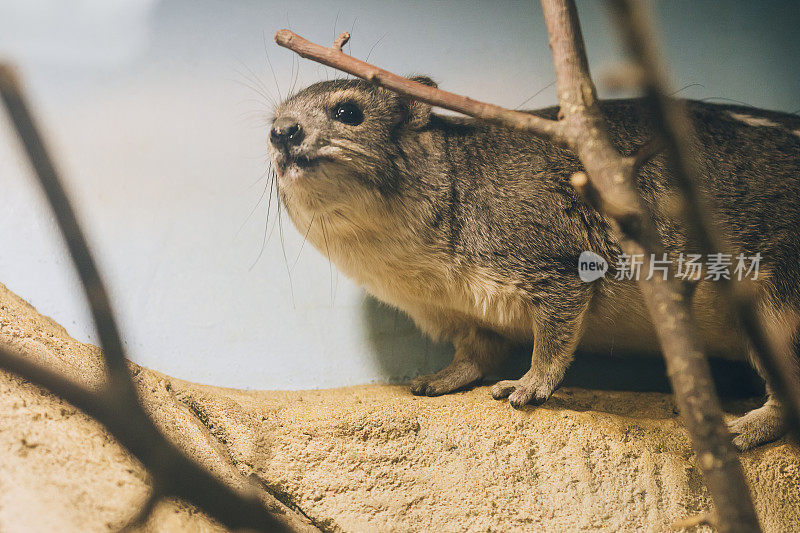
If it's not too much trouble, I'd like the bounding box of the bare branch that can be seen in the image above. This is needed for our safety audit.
[274,29,567,142]
[0,63,304,533]
[0,64,137,404]
[541,0,760,529]
[608,0,800,444]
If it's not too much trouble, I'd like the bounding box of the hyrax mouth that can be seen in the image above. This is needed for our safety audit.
[277,153,318,171]
[274,143,346,174]
[273,151,330,179]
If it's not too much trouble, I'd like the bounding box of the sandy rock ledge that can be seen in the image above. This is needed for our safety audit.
[0,281,798,532]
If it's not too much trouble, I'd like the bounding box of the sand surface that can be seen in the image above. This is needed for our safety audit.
[0,281,798,532]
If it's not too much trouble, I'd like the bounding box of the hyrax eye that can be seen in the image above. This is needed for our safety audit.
[332,101,364,126]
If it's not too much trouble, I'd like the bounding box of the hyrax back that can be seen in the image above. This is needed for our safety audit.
[268,77,800,450]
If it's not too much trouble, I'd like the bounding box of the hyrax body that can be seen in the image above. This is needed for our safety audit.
[268,77,800,450]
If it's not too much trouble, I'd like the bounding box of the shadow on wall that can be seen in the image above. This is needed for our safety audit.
[361,294,763,399]
[360,295,453,383]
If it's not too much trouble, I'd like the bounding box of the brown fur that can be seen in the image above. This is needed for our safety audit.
[268,77,800,450]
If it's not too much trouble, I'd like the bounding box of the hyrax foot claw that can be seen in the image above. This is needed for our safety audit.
[491,371,555,408]
[410,361,482,397]
[491,380,518,400]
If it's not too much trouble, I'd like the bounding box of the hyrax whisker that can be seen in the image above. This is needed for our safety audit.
[234,169,272,242]
[261,30,282,101]
[248,167,278,271]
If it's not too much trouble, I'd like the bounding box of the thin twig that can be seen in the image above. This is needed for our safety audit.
[627,136,665,173]
[274,30,567,142]
[332,31,350,51]
[0,63,303,533]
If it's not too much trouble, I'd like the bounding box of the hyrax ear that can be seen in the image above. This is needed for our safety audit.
[403,75,438,129]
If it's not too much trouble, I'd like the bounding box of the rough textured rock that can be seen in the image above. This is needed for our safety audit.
[0,281,798,532]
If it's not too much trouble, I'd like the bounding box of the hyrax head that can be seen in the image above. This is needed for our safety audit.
[268,76,437,212]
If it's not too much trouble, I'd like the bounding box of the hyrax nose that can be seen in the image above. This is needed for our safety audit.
[270,117,304,148]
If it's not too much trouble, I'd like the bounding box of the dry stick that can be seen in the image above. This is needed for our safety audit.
[274,29,567,142]
[540,2,758,531]
[608,0,800,442]
[0,64,301,533]
[274,0,761,529]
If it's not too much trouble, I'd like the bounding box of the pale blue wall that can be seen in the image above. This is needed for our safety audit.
[1,1,798,389]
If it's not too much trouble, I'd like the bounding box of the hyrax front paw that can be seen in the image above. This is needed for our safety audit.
[410,361,482,396]
[491,369,557,408]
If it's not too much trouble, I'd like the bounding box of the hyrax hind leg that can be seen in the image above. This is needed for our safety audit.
[729,303,800,451]
[410,324,512,397]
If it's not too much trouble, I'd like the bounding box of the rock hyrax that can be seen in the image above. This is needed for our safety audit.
[267,76,800,451]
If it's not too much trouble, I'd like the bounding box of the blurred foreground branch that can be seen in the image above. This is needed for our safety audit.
[0,64,308,533]
[607,0,800,444]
